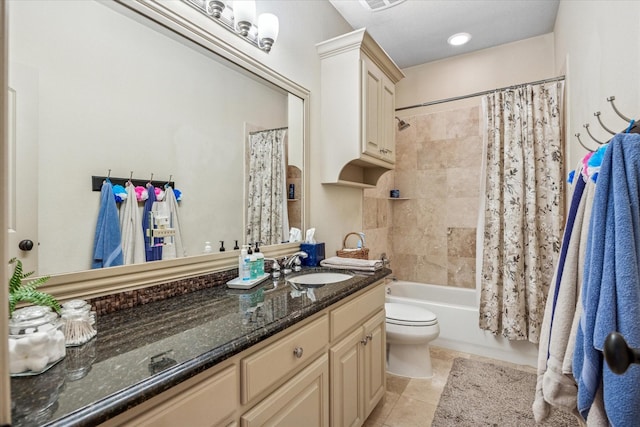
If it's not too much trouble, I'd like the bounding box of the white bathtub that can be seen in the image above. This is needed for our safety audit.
[385,280,538,367]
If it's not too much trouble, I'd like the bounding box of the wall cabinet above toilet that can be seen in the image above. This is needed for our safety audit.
[317,28,404,188]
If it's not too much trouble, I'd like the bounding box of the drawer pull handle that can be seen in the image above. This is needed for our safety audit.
[293,347,304,358]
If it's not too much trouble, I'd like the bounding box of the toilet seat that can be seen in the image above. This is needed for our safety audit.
[385,302,438,327]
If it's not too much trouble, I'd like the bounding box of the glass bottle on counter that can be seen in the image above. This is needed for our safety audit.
[8,305,66,376]
[60,299,97,346]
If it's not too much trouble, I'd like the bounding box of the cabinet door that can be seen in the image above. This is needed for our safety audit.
[363,310,386,418]
[330,328,364,427]
[362,57,382,159]
[127,365,238,427]
[241,354,329,427]
[381,76,396,164]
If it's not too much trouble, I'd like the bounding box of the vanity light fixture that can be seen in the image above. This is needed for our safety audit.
[447,32,471,46]
[186,0,280,53]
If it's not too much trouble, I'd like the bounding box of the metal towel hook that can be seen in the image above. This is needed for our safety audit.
[583,123,606,145]
[575,133,595,152]
[594,112,616,135]
[607,96,632,122]
[107,169,111,179]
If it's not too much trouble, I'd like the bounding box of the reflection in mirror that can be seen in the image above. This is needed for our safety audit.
[8,0,303,275]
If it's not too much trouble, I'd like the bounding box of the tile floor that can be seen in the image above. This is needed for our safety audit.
[363,346,537,427]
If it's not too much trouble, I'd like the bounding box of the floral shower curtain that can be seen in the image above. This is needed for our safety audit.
[246,128,289,246]
[478,81,564,343]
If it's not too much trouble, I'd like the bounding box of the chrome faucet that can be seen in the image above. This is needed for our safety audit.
[283,251,308,274]
[263,258,282,278]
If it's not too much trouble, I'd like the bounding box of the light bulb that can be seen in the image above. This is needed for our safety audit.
[258,13,279,52]
[447,32,471,46]
[233,0,256,36]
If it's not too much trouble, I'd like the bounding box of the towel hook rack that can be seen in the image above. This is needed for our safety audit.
[107,169,112,179]
[91,174,176,192]
[583,123,606,145]
[149,173,154,184]
[594,112,616,135]
[575,133,595,152]
[607,96,632,122]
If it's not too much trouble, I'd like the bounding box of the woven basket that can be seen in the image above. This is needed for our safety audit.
[336,232,369,260]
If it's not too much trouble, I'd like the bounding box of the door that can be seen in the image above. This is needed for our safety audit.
[363,310,386,418]
[330,327,364,427]
[381,77,396,163]
[7,62,39,273]
[361,57,382,159]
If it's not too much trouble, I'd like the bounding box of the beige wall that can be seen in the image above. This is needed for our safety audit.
[554,0,640,170]
[396,33,556,116]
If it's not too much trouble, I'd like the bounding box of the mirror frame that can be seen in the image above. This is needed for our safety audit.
[3,0,310,302]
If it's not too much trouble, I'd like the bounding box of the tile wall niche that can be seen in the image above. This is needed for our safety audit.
[363,104,483,288]
[287,165,302,231]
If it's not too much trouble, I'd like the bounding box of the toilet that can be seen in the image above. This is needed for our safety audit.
[385,302,440,378]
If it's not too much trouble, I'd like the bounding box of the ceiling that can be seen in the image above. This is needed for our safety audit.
[327,0,560,69]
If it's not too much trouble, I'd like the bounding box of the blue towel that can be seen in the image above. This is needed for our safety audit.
[142,184,163,262]
[574,133,640,425]
[92,181,123,269]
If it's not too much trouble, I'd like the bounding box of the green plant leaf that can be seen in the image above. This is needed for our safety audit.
[8,257,58,317]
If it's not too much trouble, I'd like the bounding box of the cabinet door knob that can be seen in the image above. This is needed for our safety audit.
[360,338,368,346]
[19,240,34,251]
[366,334,373,341]
[293,347,304,358]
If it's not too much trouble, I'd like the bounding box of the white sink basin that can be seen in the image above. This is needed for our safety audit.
[287,272,353,286]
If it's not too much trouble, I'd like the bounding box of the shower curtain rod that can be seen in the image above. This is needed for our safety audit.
[249,126,288,135]
[395,75,565,112]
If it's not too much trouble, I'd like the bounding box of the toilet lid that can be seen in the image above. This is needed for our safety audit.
[385,303,438,326]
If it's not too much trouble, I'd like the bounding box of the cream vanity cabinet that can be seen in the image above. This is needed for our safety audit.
[100,281,386,427]
[317,28,404,188]
[330,284,386,426]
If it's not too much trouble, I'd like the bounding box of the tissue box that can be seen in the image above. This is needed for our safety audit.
[300,243,325,267]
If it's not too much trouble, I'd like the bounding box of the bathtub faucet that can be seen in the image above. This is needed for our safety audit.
[381,252,391,268]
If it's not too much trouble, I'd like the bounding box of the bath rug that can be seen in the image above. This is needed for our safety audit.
[432,358,581,426]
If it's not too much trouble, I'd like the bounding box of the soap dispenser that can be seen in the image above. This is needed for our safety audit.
[239,246,250,281]
[254,242,264,276]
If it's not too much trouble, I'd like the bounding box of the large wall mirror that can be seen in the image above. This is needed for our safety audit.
[5,0,309,297]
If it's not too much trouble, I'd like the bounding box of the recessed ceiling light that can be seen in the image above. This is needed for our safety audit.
[447,32,472,46]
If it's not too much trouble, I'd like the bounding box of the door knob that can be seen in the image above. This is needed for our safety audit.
[18,240,34,251]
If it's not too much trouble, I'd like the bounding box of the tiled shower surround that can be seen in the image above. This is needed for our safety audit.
[364,105,483,288]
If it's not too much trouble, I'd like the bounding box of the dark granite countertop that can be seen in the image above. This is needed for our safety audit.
[10,267,390,427]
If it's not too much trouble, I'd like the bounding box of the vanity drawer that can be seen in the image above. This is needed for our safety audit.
[125,365,237,427]
[241,314,329,404]
[330,282,385,341]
